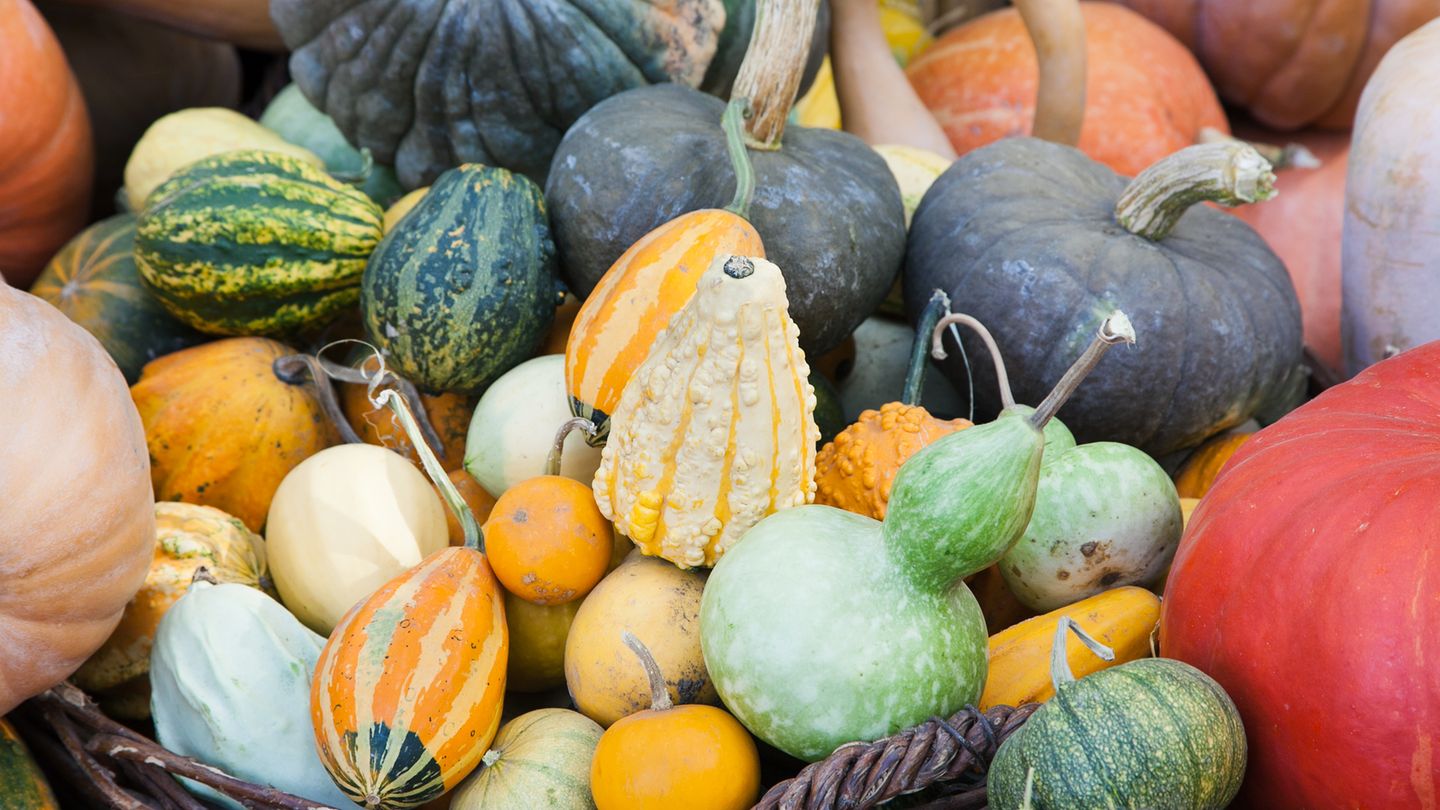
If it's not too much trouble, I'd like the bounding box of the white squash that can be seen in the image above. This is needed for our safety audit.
[265,443,447,634]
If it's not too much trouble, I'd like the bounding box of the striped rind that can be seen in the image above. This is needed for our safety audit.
[451,708,601,809]
[312,548,508,808]
[135,149,383,336]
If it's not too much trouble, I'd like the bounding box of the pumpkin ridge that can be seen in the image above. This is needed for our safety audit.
[1049,688,1122,802]
[1111,664,1206,790]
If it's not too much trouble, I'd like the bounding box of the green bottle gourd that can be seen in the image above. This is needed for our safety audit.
[700,310,1136,761]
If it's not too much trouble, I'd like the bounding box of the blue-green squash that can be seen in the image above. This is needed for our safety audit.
[259,84,405,207]
[362,163,561,395]
[135,149,384,337]
[0,719,58,810]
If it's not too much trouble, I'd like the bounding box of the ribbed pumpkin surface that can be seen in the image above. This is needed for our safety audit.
[312,547,508,808]
[451,708,601,809]
[0,719,57,810]
[135,149,383,336]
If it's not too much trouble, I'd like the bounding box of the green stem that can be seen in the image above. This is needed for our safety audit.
[1050,615,1115,689]
[928,308,1017,410]
[902,291,951,407]
[545,418,597,477]
[1028,310,1134,430]
[1115,142,1277,241]
[722,98,757,219]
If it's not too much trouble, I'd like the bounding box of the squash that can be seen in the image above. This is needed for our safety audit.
[0,0,92,289]
[341,355,473,472]
[1,281,153,715]
[1342,19,1440,376]
[362,162,560,394]
[835,315,966,422]
[1173,431,1251,498]
[565,552,717,727]
[266,442,448,635]
[507,593,582,694]
[54,0,282,50]
[546,0,906,356]
[590,634,760,810]
[131,337,340,532]
[874,144,952,227]
[906,139,1303,457]
[383,187,427,232]
[0,719,58,809]
[980,586,1160,710]
[593,255,819,569]
[136,149,384,336]
[72,502,272,719]
[907,3,1228,177]
[1160,342,1440,808]
[260,83,405,206]
[451,709,601,810]
[441,469,497,546]
[543,296,581,356]
[123,108,321,211]
[29,214,205,383]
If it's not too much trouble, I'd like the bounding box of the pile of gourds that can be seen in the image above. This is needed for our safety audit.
[4,0,1440,807]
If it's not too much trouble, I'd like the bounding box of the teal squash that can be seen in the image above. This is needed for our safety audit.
[29,214,205,383]
[362,163,561,395]
[135,150,384,337]
[259,83,405,207]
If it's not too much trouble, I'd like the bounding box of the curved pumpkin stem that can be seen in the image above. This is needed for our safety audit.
[1115,142,1277,241]
[1028,310,1135,429]
[622,632,674,712]
[1050,615,1115,689]
[733,0,821,149]
[272,353,364,445]
[902,290,952,407]
[1014,0,1086,147]
[722,98,757,219]
[929,309,1016,410]
[546,417,598,477]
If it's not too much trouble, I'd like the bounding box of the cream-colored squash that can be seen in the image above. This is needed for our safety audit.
[874,144,953,227]
[264,443,447,634]
[382,186,429,232]
[593,255,819,569]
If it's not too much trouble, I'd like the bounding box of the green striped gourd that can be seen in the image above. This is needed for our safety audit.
[361,163,561,395]
[451,709,602,810]
[135,149,383,336]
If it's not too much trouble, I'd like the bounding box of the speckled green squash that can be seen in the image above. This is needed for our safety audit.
[135,150,384,336]
[450,709,601,810]
[0,719,58,810]
[362,163,561,395]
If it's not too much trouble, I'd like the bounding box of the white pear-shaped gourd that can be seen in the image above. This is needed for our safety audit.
[593,254,820,569]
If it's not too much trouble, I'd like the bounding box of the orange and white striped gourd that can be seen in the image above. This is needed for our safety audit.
[592,254,820,569]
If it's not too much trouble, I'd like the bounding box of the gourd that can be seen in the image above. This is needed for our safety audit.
[0,0,92,288]
[73,502,272,719]
[1160,342,1440,808]
[266,442,448,634]
[363,162,560,394]
[130,337,340,532]
[987,618,1246,809]
[54,0,283,50]
[464,354,604,498]
[590,634,760,810]
[546,0,907,356]
[151,578,351,808]
[0,281,153,715]
[834,314,966,421]
[1341,19,1440,376]
[341,354,473,472]
[1173,431,1251,498]
[874,145,953,227]
[451,709,601,810]
[507,593,582,694]
[593,255,819,569]
[701,311,1133,760]
[136,150,384,337]
[906,139,1303,457]
[565,552,717,727]
[980,586,1160,710]
[0,718,59,809]
[260,83,405,206]
[29,214,205,384]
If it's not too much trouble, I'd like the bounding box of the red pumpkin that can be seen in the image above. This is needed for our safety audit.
[1160,342,1440,807]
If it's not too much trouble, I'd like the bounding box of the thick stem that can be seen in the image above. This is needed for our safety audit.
[622,632,673,712]
[1198,127,1319,171]
[189,566,218,587]
[1028,310,1134,429]
[273,354,364,445]
[1014,0,1086,147]
[903,291,951,406]
[1050,616,1115,690]
[1115,142,1277,241]
[721,98,757,219]
[732,0,821,148]
[545,418,598,477]
[930,310,1016,410]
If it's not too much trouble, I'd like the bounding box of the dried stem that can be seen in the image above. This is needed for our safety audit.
[903,291,951,407]
[930,311,1016,410]
[1115,142,1277,241]
[272,354,363,445]
[1028,310,1134,429]
[623,632,673,712]
[733,0,822,148]
[545,418,598,477]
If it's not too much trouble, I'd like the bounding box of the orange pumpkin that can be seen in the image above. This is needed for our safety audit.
[57,0,283,50]
[0,0,93,288]
[0,281,153,714]
[1173,431,1252,498]
[342,355,473,471]
[440,469,497,546]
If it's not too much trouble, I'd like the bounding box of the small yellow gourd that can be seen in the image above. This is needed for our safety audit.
[592,255,819,568]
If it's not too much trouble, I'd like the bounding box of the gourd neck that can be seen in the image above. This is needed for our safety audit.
[721,98,757,219]
[1050,615,1115,689]
[732,0,820,149]
[623,632,673,712]
[545,418,597,477]
[1014,0,1086,146]
[1115,142,1277,241]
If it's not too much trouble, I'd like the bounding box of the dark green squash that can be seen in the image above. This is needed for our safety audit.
[904,138,1303,457]
[546,0,905,356]
[259,84,405,207]
[362,163,561,395]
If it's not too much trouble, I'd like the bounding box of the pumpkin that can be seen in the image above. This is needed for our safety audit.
[150,579,352,808]
[136,149,384,336]
[72,502,272,719]
[989,619,1245,809]
[55,0,282,49]
[906,139,1303,457]
[260,83,404,206]
[980,586,1160,710]
[565,552,718,727]
[441,469,497,546]
[29,214,206,383]
[1,282,153,715]
[546,0,906,357]
[341,354,473,472]
[465,354,605,498]
[1173,431,1251,498]
[593,255,819,568]
[0,0,92,289]
[590,634,760,810]
[131,337,339,532]
[362,162,560,394]
[383,187,428,232]
[123,108,322,211]
[908,2,1228,177]
[1114,0,1440,130]
[507,593,582,694]
[1342,19,1440,376]
[1160,341,1440,807]
[451,709,601,810]
[0,719,58,809]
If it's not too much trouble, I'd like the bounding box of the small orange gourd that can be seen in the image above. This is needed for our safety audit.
[1174,431,1252,498]
[590,633,760,810]
[486,418,613,605]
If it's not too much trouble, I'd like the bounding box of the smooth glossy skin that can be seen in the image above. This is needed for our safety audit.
[485,476,612,605]
[591,704,760,810]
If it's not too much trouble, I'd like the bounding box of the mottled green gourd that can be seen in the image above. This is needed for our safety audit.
[700,311,1135,761]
